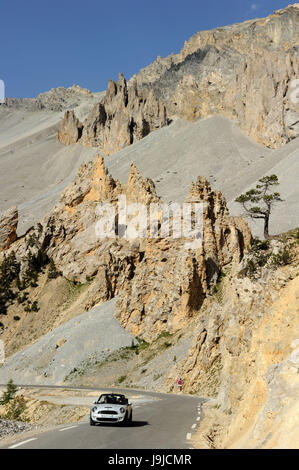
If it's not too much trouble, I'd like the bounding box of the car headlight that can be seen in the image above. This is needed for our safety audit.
[92,407,97,412]
[119,407,125,414]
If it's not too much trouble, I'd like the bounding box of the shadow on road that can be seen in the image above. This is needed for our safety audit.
[123,420,149,428]
[95,420,149,428]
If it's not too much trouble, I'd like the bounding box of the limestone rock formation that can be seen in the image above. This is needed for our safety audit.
[135,4,299,148]
[1,157,250,343]
[125,163,159,205]
[0,206,18,250]
[57,110,83,145]
[57,74,167,154]
[161,233,299,448]
[81,74,167,154]
[115,177,251,340]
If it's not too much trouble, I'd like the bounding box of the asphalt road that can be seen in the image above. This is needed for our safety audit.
[0,386,204,449]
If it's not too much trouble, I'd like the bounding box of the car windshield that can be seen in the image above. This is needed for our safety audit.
[97,394,126,405]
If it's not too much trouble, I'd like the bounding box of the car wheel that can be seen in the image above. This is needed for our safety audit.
[128,411,133,424]
[90,416,96,426]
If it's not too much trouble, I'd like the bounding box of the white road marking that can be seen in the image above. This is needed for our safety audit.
[59,425,78,432]
[192,424,197,429]
[186,433,192,440]
[197,417,200,421]
[9,438,37,449]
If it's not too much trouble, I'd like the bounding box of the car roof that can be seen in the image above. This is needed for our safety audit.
[100,393,125,397]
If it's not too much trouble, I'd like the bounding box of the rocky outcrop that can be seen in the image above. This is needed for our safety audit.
[125,163,159,205]
[1,156,250,343]
[0,206,18,250]
[115,177,251,341]
[57,110,83,145]
[135,4,299,148]
[3,85,95,112]
[57,74,167,154]
[80,74,167,154]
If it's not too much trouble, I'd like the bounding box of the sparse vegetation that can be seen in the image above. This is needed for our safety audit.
[0,380,27,421]
[118,375,127,384]
[241,234,295,279]
[212,270,226,302]
[155,331,172,341]
[48,259,61,280]
[235,175,282,239]
[0,379,18,404]
[0,252,20,315]
[0,243,63,318]
[270,245,291,267]
[0,248,49,315]
[153,373,162,381]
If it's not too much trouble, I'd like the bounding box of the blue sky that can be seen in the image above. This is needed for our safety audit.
[0,0,294,98]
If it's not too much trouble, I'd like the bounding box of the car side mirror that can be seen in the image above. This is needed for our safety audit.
[93,400,97,404]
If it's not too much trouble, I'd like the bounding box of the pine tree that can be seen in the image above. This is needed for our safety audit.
[0,379,18,405]
[235,175,282,239]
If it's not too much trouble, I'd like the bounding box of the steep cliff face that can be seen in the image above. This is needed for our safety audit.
[135,4,299,148]
[160,231,299,449]
[57,74,167,154]
[57,6,298,152]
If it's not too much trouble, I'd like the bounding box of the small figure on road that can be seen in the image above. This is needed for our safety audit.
[178,377,182,392]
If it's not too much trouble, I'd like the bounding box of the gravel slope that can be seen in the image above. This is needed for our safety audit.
[0,97,102,235]
[104,115,299,237]
[0,298,136,385]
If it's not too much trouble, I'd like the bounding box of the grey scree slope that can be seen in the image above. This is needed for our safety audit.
[0,298,136,385]
[105,115,299,237]
[0,101,102,235]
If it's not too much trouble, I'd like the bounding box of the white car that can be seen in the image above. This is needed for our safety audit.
[90,393,133,426]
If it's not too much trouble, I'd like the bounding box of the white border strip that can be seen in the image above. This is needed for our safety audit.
[9,438,37,449]
[59,425,78,432]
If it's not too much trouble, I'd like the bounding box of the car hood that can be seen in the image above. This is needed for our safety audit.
[92,404,125,411]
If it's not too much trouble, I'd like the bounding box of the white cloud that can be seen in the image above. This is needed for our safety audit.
[250,3,259,10]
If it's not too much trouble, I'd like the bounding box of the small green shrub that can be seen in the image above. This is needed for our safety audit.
[153,373,162,381]
[155,331,172,341]
[270,246,291,267]
[5,396,27,421]
[48,259,60,280]
[31,300,39,312]
[118,375,127,384]
[0,379,18,405]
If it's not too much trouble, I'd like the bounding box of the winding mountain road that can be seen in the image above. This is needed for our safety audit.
[0,386,204,449]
